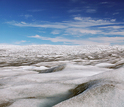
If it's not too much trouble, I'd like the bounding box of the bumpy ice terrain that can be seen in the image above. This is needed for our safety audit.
[0,45,124,107]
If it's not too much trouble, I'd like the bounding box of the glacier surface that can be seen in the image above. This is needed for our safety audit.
[0,45,124,107]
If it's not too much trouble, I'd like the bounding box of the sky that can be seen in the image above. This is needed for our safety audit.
[0,0,124,45]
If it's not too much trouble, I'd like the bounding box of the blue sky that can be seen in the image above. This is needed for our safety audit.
[0,0,124,45]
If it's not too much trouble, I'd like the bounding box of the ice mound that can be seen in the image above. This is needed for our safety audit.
[96,63,115,68]
[54,67,124,107]
[37,64,66,73]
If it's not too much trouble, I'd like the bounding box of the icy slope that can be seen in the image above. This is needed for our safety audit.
[0,45,124,107]
[54,67,124,107]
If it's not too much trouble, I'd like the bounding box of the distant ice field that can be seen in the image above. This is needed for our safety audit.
[0,45,124,107]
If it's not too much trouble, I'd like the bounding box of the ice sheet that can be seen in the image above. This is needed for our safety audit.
[0,45,124,107]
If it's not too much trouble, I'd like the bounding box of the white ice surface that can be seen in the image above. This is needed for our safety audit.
[95,63,115,68]
[20,66,48,70]
[54,67,124,107]
[0,45,124,107]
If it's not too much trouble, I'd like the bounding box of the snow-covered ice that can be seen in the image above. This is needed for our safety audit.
[0,45,124,107]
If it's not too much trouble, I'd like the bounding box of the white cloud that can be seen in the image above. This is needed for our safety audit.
[20,14,32,19]
[66,28,101,35]
[29,35,124,45]
[68,9,82,13]
[104,31,124,36]
[6,17,114,29]
[21,21,26,24]
[86,9,96,13]
[99,26,124,29]
[113,12,119,15]
[101,2,108,4]
[30,35,41,39]
[51,30,61,34]
[24,15,32,18]
[29,35,109,45]
[111,19,116,22]
[7,17,124,37]
[66,27,124,36]
[15,40,27,44]
[74,17,82,21]
[90,37,124,44]
[80,29,100,34]
[70,17,113,27]
[7,21,67,29]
